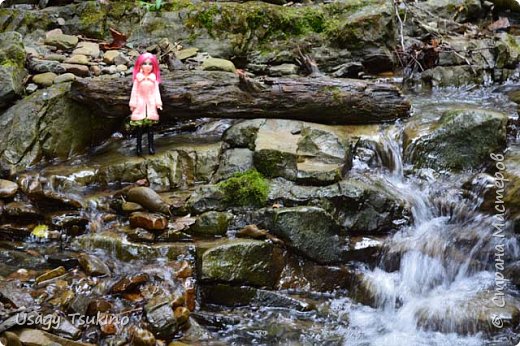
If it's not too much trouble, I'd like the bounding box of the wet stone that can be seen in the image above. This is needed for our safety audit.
[0,281,34,308]
[46,252,79,270]
[145,296,177,338]
[126,187,171,214]
[187,211,232,237]
[127,227,155,243]
[122,201,144,213]
[0,179,18,198]
[110,273,149,294]
[131,327,156,346]
[35,266,66,284]
[129,212,168,231]
[78,253,111,277]
[86,299,112,316]
[4,202,41,220]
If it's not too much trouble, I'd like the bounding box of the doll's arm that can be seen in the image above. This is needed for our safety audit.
[129,82,138,111]
[155,82,163,110]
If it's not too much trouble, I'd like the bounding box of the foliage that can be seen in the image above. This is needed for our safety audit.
[139,0,162,11]
[218,169,269,207]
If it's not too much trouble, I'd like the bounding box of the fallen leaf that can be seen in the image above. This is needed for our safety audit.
[170,215,196,231]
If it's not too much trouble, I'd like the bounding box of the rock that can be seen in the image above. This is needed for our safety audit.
[90,65,101,76]
[127,227,156,243]
[404,108,508,171]
[419,66,485,87]
[61,63,90,77]
[2,332,22,346]
[145,296,177,338]
[114,54,130,66]
[35,266,66,284]
[213,148,254,182]
[200,284,312,311]
[187,211,232,237]
[26,84,38,94]
[44,54,67,62]
[176,48,199,61]
[32,72,57,87]
[110,273,149,294]
[0,31,26,108]
[78,253,111,277]
[185,184,228,214]
[0,281,34,308]
[126,186,170,214]
[201,58,236,73]
[122,201,144,213]
[103,50,120,64]
[74,231,192,261]
[495,33,520,69]
[46,252,80,270]
[416,0,482,22]
[174,307,190,325]
[222,119,265,150]
[261,206,347,264]
[72,42,100,58]
[0,83,117,170]
[268,63,299,76]
[4,201,41,220]
[131,327,156,346]
[44,34,79,50]
[54,73,75,84]
[253,119,349,184]
[129,212,168,231]
[415,291,520,334]
[64,54,90,65]
[27,58,67,74]
[0,179,18,198]
[116,64,128,72]
[45,29,63,39]
[199,239,283,288]
[237,224,270,240]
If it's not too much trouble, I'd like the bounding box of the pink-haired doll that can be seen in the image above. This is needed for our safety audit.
[129,52,163,155]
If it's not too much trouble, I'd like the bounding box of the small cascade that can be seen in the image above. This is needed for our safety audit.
[345,118,520,346]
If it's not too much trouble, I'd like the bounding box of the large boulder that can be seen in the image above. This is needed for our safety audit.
[260,206,348,264]
[0,31,26,109]
[199,239,284,288]
[0,83,118,171]
[404,108,508,171]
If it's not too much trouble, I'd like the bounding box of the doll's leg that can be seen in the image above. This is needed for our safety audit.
[147,126,155,155]
[135,126,143,156]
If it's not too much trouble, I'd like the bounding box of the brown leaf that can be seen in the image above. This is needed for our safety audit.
[170,215,196,231]
[100,28,127,51]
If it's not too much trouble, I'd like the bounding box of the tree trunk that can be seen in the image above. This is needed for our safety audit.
[70,70,411,125]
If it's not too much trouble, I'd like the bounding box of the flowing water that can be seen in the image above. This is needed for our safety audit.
[211,88,520,345]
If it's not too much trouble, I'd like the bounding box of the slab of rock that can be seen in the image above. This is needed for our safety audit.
[32,72,57,87]
[78,253,111,277]
[202,58,236,73]
[187,211,232,236]
[0,31,26,108]
[176,48,199,60]
[126,186,170,214]
[145,296,177,338]
[72,41,100,58]
[61,63,90,77]
[129,212,168,231]
[199,239,284,288]
[64,54,89,65]
[44,34,79,50]
[268,63,299,76]
[103,50,120,64]
[27,57,66,74]
[0,179,18,198]
[54,73,76,84]
[404,107,508,171]
[213,148,254,182]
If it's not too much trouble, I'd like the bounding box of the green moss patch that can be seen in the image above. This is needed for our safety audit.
[218,169,269,207]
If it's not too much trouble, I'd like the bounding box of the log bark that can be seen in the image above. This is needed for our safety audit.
[70,70,411,125]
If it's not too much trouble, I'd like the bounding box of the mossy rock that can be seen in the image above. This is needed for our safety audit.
[187,211,233,237]
[218,169,269,207]
[199,239,284,288]
[0,31,26,108]
[404,108,508,171]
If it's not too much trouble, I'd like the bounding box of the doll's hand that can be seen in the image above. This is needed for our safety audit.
[158,106,163,111]
[130,106,136,112]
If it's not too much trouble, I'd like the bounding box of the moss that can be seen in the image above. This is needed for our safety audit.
[218,169,269,207]
[78,1,107,39]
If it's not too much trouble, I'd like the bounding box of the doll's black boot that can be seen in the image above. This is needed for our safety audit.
[147,127,155,155]
[135,127,143,156]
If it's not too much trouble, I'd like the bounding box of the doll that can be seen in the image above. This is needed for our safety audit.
[129,52,163,155]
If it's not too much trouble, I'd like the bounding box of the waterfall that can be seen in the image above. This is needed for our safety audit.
[344,122,520,346]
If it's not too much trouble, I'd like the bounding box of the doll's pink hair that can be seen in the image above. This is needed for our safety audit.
[132,53,161,83]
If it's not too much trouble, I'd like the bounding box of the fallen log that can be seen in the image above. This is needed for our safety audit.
[70,70,410,125]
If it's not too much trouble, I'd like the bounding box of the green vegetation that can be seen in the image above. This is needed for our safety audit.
[139,0,163,12]
[218,169,269,207]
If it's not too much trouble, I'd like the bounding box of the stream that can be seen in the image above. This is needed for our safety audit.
[0,86,519,346]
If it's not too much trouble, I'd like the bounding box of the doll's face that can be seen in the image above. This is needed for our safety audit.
[141,59,153,74]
